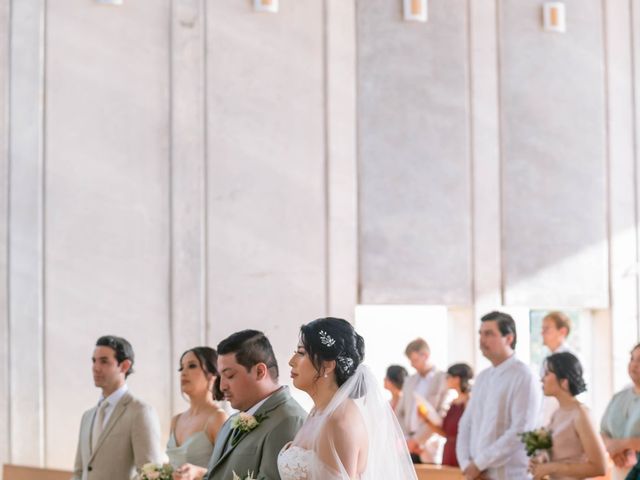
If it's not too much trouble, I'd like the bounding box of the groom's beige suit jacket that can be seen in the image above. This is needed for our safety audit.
[71,391,163,480]
[204,386,306,480]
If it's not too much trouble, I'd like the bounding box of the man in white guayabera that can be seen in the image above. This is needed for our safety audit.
[456,311,542,480]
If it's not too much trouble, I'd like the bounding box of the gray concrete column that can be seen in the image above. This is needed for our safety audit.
[470,0,502,366]
[605,0,639,391]
[170,0,208,415]
[325,0,357,319]
[0,0,10,470]
[8,0,46,467]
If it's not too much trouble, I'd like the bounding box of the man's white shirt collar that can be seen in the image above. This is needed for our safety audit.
[244,387,281,416]
[99,383,128,407]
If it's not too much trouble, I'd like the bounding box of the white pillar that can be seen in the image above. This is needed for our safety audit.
[326,0,358,320]
[170,0,208,415]
[8,0,46,466]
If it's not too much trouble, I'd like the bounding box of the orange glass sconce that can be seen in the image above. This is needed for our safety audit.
[403,0,427,22]
[543,2,566,33]
[254,0,278,13]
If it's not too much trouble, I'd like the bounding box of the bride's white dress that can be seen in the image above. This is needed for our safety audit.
[277,444,314,480]
[276,365,417,480]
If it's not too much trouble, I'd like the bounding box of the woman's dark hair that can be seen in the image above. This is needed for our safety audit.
[385,365,408,390]
[446,363,474,393]
[180,347,224,401]
[217,330,279,380]
[300,317,365,387]
[545,351,587,396]
[96,335,135,378]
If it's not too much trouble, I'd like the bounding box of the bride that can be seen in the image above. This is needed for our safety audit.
[278,317,417,480]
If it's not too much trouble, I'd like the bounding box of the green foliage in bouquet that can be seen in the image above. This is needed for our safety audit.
[136,462,174,480]
[519,428,553,457]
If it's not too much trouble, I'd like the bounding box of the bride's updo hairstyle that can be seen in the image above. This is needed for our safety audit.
[300,317,365,387]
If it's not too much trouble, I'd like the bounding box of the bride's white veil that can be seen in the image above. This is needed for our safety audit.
[292,363,418,480]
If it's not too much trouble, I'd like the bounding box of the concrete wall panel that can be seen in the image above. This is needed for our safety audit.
[43,0,171,468]
[500,0,608,307]
[358,0,473,305]
[205,1,327,378]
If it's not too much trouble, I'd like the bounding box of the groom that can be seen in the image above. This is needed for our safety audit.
[175,330,306,480]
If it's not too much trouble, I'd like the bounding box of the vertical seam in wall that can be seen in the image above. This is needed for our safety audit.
[202,0,210,344]
[354,0,362,306]
[322,0,330,316]
[40,0,47,466]
[5,0,13,463]
[168,0,175,417]
[496,0,505,306]
[629,0,640,340]
[466,0,475,308]
[602,0,613,318]
[601,0,614,390]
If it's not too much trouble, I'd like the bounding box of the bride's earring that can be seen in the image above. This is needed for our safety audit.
[323,374,328,378]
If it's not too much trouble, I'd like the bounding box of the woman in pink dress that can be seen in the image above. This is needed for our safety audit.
[529,352,607,480]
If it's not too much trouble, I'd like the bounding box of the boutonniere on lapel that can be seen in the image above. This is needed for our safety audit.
[232,471,257,480]
[229,412,268,447]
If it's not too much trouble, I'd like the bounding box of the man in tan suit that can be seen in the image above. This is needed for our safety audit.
[396,338,451,464]
[174,330,306,480]
[72,335,163,480]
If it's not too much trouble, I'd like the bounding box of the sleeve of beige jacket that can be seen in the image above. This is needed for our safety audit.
[71,413,86,480]
[131,403,164,469]
[257,416,306,480]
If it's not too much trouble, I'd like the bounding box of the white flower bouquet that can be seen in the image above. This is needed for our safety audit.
[136,462,174,480]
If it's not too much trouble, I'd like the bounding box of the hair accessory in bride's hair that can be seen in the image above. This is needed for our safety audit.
[337,355,354,373]
[319,330,336,347]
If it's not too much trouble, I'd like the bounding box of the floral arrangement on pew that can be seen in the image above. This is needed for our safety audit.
[232,471,257,480]
[520,428,553,480]
[135,462,174,480]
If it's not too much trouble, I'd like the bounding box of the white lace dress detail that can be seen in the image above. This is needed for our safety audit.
[278,443,314,480]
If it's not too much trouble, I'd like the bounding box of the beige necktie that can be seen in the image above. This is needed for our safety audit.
[91,400,109,451]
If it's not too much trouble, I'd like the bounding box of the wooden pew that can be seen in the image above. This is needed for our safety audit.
[414,463,612,480]
[3,464,72,480]
[415,464,465,480]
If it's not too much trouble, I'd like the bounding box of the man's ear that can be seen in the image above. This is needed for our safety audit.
[119,359,132,375]
[255,363,268,381]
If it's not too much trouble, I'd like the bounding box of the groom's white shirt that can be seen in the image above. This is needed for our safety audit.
[457,355,542,480]
[95,384,128,429]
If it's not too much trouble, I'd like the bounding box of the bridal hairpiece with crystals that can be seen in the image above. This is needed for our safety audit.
[318,330,336,347]
[337,355,354,373]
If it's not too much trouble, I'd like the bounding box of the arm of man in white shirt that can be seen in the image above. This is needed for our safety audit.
[456,393,474,472]
[472,372,541,472]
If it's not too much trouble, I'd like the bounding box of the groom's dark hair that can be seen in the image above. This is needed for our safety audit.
[217,330,279,381]
[96,335,135,378]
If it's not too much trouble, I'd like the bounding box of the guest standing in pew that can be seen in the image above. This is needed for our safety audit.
[72,335,163,480]
[166,347,228,469]
[419,363,473,468]
[529,352,606,480]
[396,338,451,464]
[384,364,408,414]
[601,343,640,480]
[456,311,542,480]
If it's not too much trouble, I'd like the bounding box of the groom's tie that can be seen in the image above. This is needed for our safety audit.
[91,400,109,452]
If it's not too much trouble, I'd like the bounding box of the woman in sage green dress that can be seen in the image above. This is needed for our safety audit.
[167,347,228,469]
